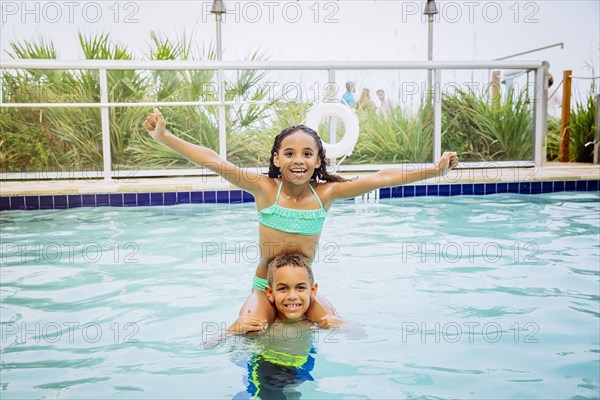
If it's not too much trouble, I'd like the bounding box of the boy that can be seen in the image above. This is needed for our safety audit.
[227,254,342,334]
[341,81,357,108]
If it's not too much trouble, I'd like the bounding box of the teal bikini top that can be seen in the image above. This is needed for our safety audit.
[258,182,327,236]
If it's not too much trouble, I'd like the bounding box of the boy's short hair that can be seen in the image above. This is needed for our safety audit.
[267,253,314,287]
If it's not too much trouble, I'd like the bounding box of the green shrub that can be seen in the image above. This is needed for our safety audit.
[546,116,561,162]
[442,88,532,161]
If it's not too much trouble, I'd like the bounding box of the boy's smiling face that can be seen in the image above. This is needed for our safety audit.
[265,264,318,321]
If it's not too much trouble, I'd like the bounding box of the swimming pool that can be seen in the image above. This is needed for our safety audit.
[1,192,599,399]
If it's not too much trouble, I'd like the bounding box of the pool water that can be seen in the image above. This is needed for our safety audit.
[1,192,599,399]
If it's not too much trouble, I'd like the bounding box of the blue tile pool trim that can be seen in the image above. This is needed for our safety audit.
[1,179,599,211]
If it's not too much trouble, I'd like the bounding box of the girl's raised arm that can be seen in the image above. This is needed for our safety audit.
[143,109,268,195]
[329,152,459,201]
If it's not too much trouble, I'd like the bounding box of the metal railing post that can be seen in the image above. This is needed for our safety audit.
[217,69,227,161]
[533,62,549,166]
[214,10,227,161]
[594,94,600,164]
[328,69,337,166]
[99,69,112,181]
[433,69,442,163]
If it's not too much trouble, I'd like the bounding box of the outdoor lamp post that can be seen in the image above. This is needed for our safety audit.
[210,0,226,61]
[423,0,438,95]
[210,0,227,159]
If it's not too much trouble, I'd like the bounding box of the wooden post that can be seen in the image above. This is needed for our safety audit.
[491,70,501,106]
[558,70,572,162]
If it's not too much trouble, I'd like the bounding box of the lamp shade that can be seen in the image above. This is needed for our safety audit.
[210,0,226,14]
[423,0,438,15]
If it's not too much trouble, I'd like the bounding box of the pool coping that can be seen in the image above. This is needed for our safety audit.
[1,164,599,210]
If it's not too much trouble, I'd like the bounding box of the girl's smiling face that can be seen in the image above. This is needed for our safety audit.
[273,131,321,183]
[265,264,318,321]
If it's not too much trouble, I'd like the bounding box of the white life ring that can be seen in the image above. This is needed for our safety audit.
[304,103,360,159]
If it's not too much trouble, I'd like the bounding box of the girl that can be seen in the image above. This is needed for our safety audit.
[143,109,458,330]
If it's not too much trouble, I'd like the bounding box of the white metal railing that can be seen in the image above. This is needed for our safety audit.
[0,59,549,181]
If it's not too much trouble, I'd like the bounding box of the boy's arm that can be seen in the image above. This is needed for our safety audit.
[143,109,268,194]
[329,151,459,201]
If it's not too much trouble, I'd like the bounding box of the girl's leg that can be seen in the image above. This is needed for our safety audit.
[238,289,276,322]
[305,293,337,322]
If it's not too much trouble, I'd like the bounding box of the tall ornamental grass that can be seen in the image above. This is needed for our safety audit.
[568,93,597,162]
[351,105,433,164]
[546,89,597,162]
[442,88,533,161]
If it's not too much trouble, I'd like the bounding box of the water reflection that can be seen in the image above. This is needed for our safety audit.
[232,320,315,399]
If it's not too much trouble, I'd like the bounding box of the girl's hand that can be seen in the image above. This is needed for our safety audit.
[437,151,459,175]
[318,314,344,329]
[226,312,269,334]
[142,108,167,141]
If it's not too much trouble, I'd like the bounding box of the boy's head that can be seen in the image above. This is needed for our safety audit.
[265,254,318,321]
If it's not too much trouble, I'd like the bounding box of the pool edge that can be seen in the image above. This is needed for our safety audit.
[1,180,598,211]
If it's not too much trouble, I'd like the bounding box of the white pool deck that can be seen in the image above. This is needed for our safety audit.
[1,163,598,197]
